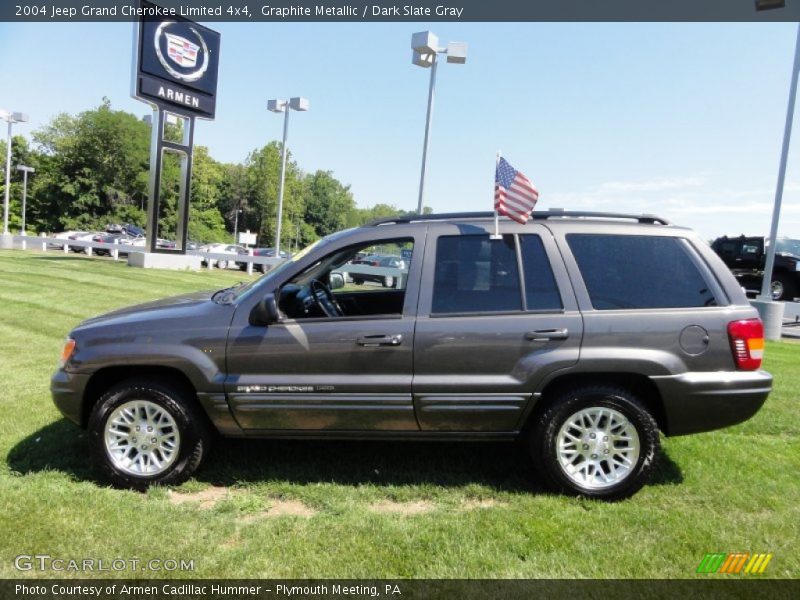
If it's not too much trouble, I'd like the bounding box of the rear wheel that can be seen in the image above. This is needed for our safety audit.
[216,259,229,270]
[770,273,797,301]
[88,379,211,490]
[529,385,660,500]
[383,276,395,288]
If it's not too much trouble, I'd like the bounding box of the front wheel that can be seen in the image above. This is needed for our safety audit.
[529,385,660,501]
[88,379,211,490]
[383,276,395,288]
[216,260,229,270]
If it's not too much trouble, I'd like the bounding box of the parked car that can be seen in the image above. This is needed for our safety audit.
[52,211,771,500]
[199,243,248,269]
[236,247,291,273]
[67,231,100,253]
[344,254,408,287]
[90,233,134,256]
[711,235,800,301]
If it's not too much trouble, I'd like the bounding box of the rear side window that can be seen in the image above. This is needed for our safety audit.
[567,234,717,309]
[432,235,521,313]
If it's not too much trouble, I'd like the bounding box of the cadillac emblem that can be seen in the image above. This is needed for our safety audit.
[154,21,209,83]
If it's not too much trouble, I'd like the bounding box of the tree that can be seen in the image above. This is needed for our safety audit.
[31,99,150,232]
[304,170,356,238]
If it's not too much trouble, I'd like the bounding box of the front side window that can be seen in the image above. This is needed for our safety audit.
[278,238,413,319]
[432,235,522,314]
[567,234,717,310]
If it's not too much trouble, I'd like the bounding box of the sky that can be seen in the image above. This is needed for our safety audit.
[2,20,800,240]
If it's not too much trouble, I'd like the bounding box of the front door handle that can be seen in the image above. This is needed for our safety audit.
[525,328,569,341]
[357,334,403,347]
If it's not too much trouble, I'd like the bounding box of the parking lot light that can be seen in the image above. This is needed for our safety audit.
[267,97,309,254]
[411,32,467,215]
[1,109,29,237]
[16,165,34,236]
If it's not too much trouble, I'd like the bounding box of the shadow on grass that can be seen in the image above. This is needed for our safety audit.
[7,419,683,493]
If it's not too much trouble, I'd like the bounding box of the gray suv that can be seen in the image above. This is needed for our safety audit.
[51,211,772,500]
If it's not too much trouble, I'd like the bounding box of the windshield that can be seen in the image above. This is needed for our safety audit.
[225,238,325,303]
[775,238,800,258]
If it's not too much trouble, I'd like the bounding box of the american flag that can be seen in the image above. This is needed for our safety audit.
[494,157,539,224]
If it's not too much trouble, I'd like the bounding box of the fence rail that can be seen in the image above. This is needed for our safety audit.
[8,234,286,275]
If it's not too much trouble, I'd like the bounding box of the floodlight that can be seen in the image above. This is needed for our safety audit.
[446,42,468,64]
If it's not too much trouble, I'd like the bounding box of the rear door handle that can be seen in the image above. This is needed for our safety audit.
[525,328,569,341]
[357,334,403,347]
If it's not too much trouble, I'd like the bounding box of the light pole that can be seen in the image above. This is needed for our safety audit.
[267,97,309,253]
[233,207,242,244]
[17,165,34,235]
[1,109,29,240]
[411,32,467,215]
[753,0,794,338]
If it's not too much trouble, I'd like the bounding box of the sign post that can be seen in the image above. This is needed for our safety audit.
[131,0,220,257]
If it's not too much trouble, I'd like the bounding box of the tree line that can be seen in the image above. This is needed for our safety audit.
[0,99,428,249]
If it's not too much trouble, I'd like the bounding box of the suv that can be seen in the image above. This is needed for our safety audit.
[711,235,800,301]
[52,211,772,500]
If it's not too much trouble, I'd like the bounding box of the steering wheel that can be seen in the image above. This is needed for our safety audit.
[309,279,343,318]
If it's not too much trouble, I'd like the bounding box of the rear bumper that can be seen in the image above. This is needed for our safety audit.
[51,369,90,426]
[650,370,772,436]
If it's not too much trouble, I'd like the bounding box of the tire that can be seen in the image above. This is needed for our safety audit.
[770,272,797,301]
[88,379,212,491]
[217,260,229,270]
[528,385,660,501]
[383,276,395,288]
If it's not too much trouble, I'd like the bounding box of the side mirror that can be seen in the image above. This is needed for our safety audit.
[329,272,345,290]
[249,293,280,326]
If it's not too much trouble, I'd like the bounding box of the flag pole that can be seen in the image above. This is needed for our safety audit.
[491,150,502,239]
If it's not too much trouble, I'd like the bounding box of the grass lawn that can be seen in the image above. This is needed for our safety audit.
[0,249,798,579]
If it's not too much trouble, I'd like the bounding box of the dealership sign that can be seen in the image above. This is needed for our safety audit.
[131,1,220,255]
[132,1,220,118]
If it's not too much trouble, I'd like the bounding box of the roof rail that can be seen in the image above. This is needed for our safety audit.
[367,210,670,226]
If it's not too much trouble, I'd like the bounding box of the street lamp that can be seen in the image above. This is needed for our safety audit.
[411,31,467,215]
[16,165,34,236]
[752,1,795,338]
[233,207,242,244]
[267,96,309,254]
[1,109,29,239]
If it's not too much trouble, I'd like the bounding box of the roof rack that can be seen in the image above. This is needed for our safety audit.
[367,210,670,226]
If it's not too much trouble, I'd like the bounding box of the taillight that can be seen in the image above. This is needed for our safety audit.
[727,319,764,370]
[59,338,76,368]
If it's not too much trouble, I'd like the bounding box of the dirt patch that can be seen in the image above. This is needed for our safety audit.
[169,486,228,509]
[368,500,434,515]
[239,499,317,523]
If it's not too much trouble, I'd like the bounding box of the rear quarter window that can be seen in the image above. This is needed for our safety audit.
[566,234,717,310]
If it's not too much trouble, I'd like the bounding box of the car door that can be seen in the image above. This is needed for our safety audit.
[412,223,582,432]
[224,234,423,432]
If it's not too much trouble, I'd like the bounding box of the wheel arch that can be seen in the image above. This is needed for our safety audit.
[81,365,202,429]
[530,372,668,434]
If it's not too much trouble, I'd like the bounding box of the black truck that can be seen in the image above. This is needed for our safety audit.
[711,235,800,301]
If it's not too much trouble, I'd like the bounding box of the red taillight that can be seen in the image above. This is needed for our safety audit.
[727,319,764,370]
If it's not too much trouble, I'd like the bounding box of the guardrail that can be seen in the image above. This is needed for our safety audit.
[8,234,286,275]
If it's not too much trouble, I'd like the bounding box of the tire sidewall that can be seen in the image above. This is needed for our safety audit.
[88,382,203,490]
[533,389,659,500]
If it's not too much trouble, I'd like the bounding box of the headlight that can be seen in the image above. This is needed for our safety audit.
[59,338,76,368]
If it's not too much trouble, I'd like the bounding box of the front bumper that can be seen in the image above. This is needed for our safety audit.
[650,370,772,436]
[51,369,90,426]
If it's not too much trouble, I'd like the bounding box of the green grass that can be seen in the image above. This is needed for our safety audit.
[0,249,798,579]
